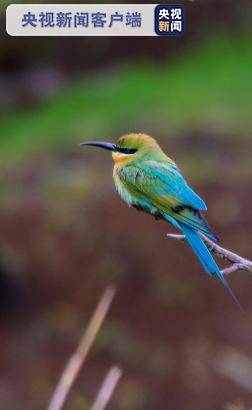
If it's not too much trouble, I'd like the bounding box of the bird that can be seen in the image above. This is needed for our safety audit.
[81,133,241,310]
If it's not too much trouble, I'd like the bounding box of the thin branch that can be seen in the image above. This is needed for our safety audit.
[167,232,252,276]
[90,366,122,410]
[48,286,116,410]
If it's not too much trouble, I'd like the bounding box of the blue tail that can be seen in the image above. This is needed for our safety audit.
[178,222,243,312]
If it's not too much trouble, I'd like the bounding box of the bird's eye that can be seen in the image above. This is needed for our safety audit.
[116,147,137,154]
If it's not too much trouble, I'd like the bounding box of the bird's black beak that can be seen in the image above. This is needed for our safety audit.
[80,141,116,151]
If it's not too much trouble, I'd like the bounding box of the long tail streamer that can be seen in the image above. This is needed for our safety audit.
[179,222,243,312]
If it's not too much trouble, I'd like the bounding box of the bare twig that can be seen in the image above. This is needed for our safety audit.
[48,286,116,410]
[167,232,252,276]
[91,366,122,410]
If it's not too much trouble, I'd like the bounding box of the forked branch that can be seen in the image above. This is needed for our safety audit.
[167,232,252,276]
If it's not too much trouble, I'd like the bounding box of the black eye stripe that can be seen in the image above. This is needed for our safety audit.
[116,147,137,154]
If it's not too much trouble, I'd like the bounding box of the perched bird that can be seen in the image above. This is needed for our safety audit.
[81,133,241,309]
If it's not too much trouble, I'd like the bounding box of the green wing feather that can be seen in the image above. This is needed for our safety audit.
[138,160,207,211]
[118,160,217,240]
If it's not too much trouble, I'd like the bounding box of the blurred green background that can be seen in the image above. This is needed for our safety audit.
[1,1,252,409]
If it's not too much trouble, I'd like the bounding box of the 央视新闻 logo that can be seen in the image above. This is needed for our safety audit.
[155,4,185,36]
